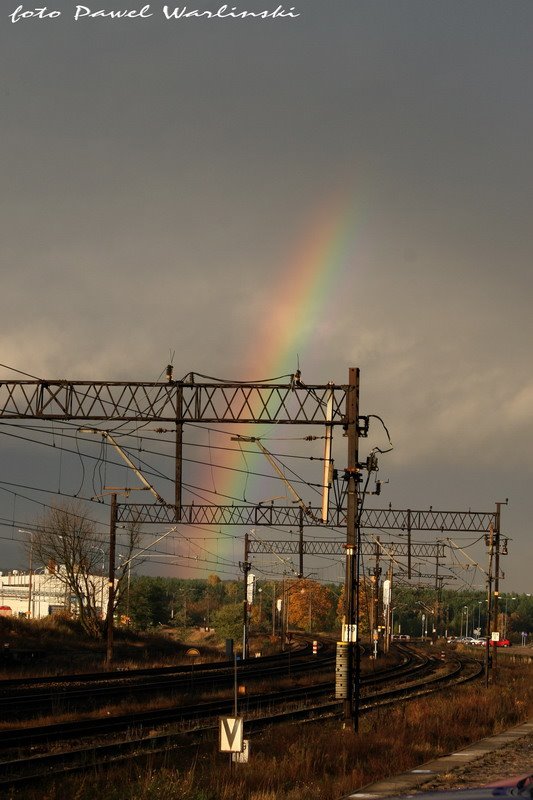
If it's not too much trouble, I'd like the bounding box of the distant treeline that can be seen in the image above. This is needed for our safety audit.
[118,575,533,642]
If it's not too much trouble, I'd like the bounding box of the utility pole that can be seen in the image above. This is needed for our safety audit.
[27,541,33,618]
[492,507,500,674]
[482,501,507,684]
[371,538,381,658]
[174,375,183,523]
[383,562,393,653]
[492,501,505,674]
[298,507,304,579]
[339,367,360,730]
[105,493,117,668]
[272,581,276,638]
[407,509,412,579]
[434,547,440,638]
[163,363,183,522]
[435,575,444,637]
[281,577,287,651]
[240,532,251,660]
[484,521,495,686]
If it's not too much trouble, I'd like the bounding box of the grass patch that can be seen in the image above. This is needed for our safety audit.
[0,618,224,677]
[6,660,532,800]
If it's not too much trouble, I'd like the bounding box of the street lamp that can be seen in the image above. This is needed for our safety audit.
[464,605,469,638]
[390,603,408,638]
[416,601,434,640]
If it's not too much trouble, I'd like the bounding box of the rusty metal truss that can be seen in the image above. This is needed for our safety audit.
[395,570,457,580]
[116,503,496,532]
[117,503,317,526]
[246,539,446,559]
[359,508,496,533]
[0,380,347,423]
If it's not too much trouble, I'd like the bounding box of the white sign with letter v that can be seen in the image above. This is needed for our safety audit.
[219,716,244,752]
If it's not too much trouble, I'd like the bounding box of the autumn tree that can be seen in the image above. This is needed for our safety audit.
[206,573,225,615]
[286,579,335,631]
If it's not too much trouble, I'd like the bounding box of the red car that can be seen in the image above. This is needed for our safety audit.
[482,638,511,647]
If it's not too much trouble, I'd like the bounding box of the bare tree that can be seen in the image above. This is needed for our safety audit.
[29,501,106,637]
[28,500,144,638]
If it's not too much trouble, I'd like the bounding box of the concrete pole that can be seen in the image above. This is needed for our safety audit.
[105,493,117,668]
[343,367,360,729]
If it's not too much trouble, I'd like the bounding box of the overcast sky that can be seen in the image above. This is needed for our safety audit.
[1,0,532,592]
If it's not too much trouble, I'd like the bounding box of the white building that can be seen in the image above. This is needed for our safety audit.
[0,568,109,619]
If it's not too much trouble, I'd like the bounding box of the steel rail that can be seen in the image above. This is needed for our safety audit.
[0,644,414,737]
[0,640,422,721]
[0,653,481,788]
[0,639,315,690]
[0,649,334,719]
[0,650,432,751]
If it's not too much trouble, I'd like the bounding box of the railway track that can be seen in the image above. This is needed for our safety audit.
[0,647,483,788]
[0,648,435,750]
[0,638,421,720]
[0,641,334,719]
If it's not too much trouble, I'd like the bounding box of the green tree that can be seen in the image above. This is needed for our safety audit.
[126,577,153,628]
[126,576,172,627]
[509,594,533,636]
[211,604,243,641]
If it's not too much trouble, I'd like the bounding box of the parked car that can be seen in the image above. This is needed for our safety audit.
[480,638,511,647]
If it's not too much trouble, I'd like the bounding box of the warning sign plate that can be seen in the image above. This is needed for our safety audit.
[219,717,244,753]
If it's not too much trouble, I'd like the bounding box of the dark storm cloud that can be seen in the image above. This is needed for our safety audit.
[0,0,532,588]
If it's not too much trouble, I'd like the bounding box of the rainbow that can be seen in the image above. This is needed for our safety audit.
[244,191,360,383]
[187,191,363,569]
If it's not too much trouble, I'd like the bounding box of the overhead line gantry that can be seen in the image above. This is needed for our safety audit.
[0,369,502,730]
